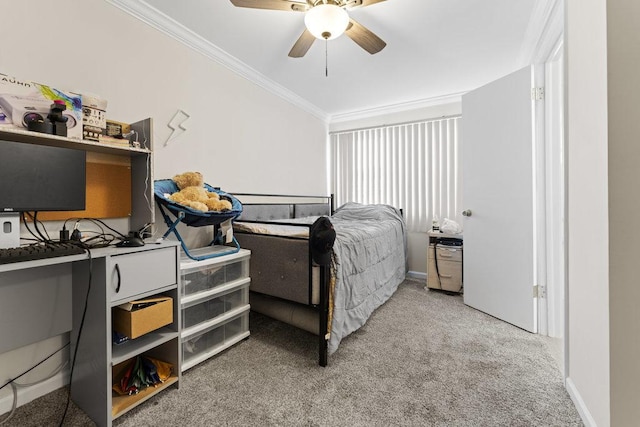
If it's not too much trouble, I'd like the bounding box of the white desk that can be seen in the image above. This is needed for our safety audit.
[0,241,181,427]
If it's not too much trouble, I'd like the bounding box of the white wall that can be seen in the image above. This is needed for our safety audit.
[565,1,610,426]
[606,1,640,425]
[0,1,327,194]
[0,0,326,411]
[329,101,462,275]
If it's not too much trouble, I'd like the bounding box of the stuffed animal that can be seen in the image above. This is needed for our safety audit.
[172,171,204,190]
[167,171,232,212]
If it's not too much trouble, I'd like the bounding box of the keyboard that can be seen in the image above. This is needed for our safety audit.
[0,242,87,265]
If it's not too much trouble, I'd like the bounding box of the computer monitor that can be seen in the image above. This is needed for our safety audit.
[0,139,86,248]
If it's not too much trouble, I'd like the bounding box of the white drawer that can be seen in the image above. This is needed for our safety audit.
[109,247,178,302]
[182,281,249,329]
[181,252,249,297]
[182,309,249,370]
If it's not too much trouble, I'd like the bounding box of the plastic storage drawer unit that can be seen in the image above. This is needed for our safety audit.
[179,248,251,373]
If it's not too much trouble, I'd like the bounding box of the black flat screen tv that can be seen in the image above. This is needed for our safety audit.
[0,139,86,212]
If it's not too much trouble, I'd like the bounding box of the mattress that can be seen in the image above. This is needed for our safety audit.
[233,216,319,238]
[327,202,407,354]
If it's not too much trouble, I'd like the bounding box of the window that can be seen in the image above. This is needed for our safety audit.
[329,117,461,232]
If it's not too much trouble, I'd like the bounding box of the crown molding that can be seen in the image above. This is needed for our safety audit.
[518,0,564,66]
[104,1,475,127]
[104,0,329,122]
[329,92,464,124]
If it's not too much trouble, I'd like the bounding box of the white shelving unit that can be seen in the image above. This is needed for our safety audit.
[179,247,251,372]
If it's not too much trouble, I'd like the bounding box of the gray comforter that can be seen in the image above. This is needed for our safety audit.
[328,202,407,354]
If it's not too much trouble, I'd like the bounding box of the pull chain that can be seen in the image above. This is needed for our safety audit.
[325,38,328,77]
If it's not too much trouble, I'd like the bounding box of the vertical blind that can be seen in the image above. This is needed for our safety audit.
[329,117,462,232]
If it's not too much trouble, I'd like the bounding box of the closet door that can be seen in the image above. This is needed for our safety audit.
[461,65,543,333]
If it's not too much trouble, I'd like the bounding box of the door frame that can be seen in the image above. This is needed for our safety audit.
[522,1,565,366]
[542,39,565,341]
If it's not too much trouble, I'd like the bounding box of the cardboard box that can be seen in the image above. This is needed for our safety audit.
[113,297,173,339]
[0,73,83,139]
[104,119,131,138]
[81,93,107,141]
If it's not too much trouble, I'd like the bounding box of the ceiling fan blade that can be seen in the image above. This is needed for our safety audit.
[289,29,316,57]
[343,0,386,9]
[345,19,386,54]
[230,0,307,12]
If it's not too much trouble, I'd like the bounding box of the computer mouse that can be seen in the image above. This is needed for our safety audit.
[116,236,145,247]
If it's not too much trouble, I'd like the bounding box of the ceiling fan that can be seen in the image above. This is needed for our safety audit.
[230,0,387,58]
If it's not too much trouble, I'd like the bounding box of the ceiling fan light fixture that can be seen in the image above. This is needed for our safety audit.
[304,4,349,40]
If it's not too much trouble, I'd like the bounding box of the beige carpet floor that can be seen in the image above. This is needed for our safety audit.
[1,278,583,426]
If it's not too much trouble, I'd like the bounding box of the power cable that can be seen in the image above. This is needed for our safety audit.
[0,342,70,425]
[58,248,92,426]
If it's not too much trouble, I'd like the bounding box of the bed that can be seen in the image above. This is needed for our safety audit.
[232,194,407,366]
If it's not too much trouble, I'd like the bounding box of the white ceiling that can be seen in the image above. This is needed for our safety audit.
[109,0,552,121]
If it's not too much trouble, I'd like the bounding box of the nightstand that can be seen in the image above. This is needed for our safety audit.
[426,230,463,293]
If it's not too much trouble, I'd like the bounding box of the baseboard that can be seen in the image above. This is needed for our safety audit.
[407,271,426,280]
[0,370,68,416]
[565,377,598,427]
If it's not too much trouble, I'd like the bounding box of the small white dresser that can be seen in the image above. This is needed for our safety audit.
[179,248,251,372]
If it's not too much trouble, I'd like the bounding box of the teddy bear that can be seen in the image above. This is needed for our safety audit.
[172,171,203,191]
[167,171,232,212]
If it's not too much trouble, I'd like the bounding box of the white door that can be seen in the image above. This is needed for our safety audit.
[461,65,542,333]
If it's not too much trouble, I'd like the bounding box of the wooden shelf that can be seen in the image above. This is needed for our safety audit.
[112,375,178,419]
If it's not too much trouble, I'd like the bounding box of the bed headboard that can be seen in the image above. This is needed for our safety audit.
[233,194,333,222]
[293,204,331,218]
[236,204,292,222]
